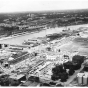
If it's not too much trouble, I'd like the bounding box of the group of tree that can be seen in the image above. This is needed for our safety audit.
[51,55,85,82]
[0,26,19,36]
[51,64,69,82]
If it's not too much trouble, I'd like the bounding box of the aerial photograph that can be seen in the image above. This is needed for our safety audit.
[0,0,88,87]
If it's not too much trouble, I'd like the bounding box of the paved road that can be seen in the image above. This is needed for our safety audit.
[29,82,39,86]
[20,81,39,86]
[63,65,84,86]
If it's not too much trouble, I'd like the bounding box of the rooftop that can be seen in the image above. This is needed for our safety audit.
[9,74,25,80]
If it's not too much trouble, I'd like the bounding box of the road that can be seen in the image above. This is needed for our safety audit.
[20,81,39,86]
[63,65,84,86]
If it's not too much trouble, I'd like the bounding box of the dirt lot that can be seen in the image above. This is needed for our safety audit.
[58,36,88,57]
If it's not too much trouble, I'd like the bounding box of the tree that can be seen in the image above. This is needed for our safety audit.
[72,55,85,64]
[2,79,9,86]
[63,61,73,69]
[60,72,68,82]
[68,68,75,76]
[10,80,20,86]
[51,75,59,81]
[0,76,9,86]
[51,64,67,81]
[73,62,81,70]
[83,66,88,71]
[52,64,65,75]
[0,44,2,49]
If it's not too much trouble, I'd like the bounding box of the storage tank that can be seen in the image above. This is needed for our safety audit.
[77,73,84,85]
[83,75,88,85]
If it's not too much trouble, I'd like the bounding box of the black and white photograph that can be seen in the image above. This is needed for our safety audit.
[0,0,88,87]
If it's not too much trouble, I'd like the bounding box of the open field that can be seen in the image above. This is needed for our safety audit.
[58,36,88,57]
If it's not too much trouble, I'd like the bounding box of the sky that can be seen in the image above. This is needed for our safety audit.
[0,0,88,13]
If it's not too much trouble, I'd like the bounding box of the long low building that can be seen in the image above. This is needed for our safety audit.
[8,52,29,65]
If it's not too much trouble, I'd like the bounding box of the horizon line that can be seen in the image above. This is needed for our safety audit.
[0,8,88,14]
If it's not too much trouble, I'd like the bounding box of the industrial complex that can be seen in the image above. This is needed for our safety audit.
[0,9,88,87]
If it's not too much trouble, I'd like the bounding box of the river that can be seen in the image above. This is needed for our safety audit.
[0,24,88,45]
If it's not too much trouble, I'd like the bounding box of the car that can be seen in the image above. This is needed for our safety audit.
[56,83,63,87]
[49,82,56,86]
[20,81,32,86]
[40,83,50,86]
[28,76,39,82]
